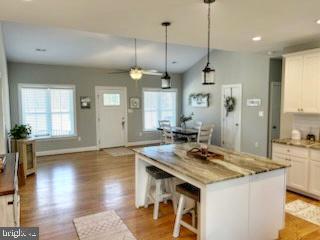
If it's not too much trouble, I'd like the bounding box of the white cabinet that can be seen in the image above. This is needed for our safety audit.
[283,50,320,113]
[309,160,320,196]
[272,143,320,199]
[288,156,308,191]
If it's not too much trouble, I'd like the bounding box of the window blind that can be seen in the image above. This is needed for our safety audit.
[20,85,76,138]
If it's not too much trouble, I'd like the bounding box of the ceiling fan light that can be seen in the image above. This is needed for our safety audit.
[161,72,171,89]
[129,68,143,80]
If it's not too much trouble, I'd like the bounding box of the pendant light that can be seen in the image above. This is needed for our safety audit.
[202,0,216,85]
[129,39,143,80]
[161,22,171,89]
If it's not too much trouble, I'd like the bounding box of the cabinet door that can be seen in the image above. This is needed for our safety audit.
[283,56,303,113]
[272,153,290,183]
[309,160,320,197]
[287,156,309,191]
[301,53,320,113]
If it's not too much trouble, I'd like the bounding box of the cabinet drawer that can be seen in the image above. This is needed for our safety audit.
[272,153,289,161]
[310,150,320,162]
[273,144,308,158]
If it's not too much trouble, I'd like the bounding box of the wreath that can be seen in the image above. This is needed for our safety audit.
[224,96,236,116]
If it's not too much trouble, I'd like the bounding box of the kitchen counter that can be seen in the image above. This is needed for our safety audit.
[134,143,288,185]
[0,153,18,196]
[134,143,288,240]
[273,138,320,149]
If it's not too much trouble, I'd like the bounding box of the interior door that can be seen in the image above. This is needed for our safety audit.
[97,88,126,148]
[268,82,281,157]
[221,85,241,151]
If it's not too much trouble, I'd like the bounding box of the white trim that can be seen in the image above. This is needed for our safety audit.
[126,140,161,147]
[95,86,128,149]
[17,83,78,139]
[36,146,98,157]
[283,48,320,57]
[142,87,178,131]
[220,84,242,151]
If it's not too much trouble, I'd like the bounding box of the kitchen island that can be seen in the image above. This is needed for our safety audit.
[134,143,289,240]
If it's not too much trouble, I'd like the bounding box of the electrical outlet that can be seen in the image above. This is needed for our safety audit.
[78,136,82,141]
[139,132,143,137]
[255,142,259,148]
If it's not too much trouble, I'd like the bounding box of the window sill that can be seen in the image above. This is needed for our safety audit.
[33,135,78,141]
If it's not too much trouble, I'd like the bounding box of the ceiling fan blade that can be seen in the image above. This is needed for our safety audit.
[142,70,163,76]
[106,70,129,74]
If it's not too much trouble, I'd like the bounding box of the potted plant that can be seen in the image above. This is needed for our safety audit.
[9,124,32,152]
[180,113,194,129]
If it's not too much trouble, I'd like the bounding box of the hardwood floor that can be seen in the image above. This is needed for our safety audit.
[20,150,320,240]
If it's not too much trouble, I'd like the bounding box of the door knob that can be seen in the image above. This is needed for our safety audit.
[235,123,239,126]
[272,126,277,129]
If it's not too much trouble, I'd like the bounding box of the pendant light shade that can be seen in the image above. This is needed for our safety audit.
[202,0,216,85]
[161,22,171,89]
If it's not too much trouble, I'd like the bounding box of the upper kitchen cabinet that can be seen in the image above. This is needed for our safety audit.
[283,49,320,113]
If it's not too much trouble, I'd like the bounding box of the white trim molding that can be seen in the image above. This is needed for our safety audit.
[126,140,161,147]
[37,146,98,157]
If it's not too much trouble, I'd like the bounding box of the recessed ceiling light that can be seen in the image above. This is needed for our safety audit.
[316,19,320,24]
[252,36,262,41]
[35,48,47,52]
[22,0,33,2]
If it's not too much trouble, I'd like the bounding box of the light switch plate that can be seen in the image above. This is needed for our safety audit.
[258,111,264,117]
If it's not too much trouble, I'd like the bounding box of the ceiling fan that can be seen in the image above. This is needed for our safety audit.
[106,39,162,80]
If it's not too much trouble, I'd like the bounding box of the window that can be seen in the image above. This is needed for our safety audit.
[143,89,177,131]
[103,93,120,106]
[19,84,76,139]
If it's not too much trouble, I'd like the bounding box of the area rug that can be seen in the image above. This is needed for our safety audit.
[104,147,134,157]
[73,210,136,240]
[285,200,320,226]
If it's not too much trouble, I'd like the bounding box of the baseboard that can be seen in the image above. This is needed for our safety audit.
[36,146,98,157]
[126,140,161,147]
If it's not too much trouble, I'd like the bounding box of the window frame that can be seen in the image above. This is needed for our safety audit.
[142,87,178,132]
[18,83,77,140]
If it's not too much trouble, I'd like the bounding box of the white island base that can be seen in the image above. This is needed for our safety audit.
[135,154,287,240]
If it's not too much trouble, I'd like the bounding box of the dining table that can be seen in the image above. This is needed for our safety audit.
[157,126,198,142]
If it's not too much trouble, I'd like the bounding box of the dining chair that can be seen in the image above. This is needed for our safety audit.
[163,127,175,144]
[159,120,171,144]
[197,124,214,145]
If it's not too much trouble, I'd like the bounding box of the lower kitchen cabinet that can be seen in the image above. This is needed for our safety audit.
[309,160,320,196]
[272,143,320,199]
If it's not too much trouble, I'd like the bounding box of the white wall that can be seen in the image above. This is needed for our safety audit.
[0,22,11,154]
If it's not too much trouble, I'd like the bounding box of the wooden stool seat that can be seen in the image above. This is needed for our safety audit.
[176,183,200,202]
[146,166,173,180]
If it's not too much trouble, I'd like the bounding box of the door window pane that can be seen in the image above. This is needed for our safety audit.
[103,93,120,106]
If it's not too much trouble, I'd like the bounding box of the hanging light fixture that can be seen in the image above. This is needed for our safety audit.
[202,0,216,85]
[129,39,143,80]
[161,22,171,89]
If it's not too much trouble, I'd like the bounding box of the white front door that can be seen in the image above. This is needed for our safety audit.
[221,84,242,151]
[96,87,127,148]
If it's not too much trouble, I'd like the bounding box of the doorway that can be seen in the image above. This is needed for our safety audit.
[268,82,281,157]
[221,84,242,151]
[95,86,127,149]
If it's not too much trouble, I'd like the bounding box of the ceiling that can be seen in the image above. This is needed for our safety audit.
[0,0,319,53]
[3,22,207,73]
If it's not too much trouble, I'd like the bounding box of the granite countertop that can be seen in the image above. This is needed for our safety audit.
[133,143,289,185]
[273,138,320,150]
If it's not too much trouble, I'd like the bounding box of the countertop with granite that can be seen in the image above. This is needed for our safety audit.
[273,138,320,150]
[133,143,289,185]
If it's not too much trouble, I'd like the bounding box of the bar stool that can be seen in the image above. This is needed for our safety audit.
[144,166,177,220]
[173,183,200,238]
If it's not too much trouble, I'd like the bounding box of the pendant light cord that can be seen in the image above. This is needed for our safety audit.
[207,2,211,65]
[165,25,168,73]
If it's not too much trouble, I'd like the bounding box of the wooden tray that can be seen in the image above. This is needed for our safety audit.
[0,155,7,172]
[187,148,224,161]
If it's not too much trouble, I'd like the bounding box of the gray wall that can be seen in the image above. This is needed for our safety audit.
[182,49,271,156]
[8,62,182,152]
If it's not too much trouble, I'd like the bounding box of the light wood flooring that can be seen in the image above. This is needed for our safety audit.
[20,150,320,240]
